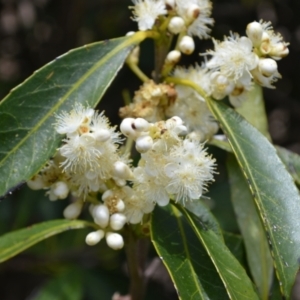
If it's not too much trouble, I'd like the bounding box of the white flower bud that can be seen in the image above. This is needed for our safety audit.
[166,116,184,126]
[133,118,150,132]
[116,199,125,212]
[27,175,44,190]
[186,4,200,21]
[178,36,195,55]
[63,202,82,219]
[258,58,278,77]
[168,16,185,34]
[102,189,114,201]
[165,50,181,64]
[246,21,263,47]
[93,129,111,142]
[52,181,69,199]
[269,43,289,60]
[120,118,137,138]
[135,135,153,153]
[85,230,104,246]
[106,232,124,250]
[93,204,110,228]
[113,161,133,180]
[110,213,127,230]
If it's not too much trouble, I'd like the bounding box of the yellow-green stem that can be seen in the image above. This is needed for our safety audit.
[127,62,150,82]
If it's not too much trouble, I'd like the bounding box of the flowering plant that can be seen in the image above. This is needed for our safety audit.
[0,1,299,299]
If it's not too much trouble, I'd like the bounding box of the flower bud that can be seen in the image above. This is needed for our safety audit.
[133,118,150,132]
[246,21,263,47]
[106,232,124,250]
[120,118,136,138]
[27,175,44,190]
[93,129,111,142]
[258,58,278,77]
[269,43,289,60]
[116,199,125,212]
[165,50,181,64]
[126,46,140,65]
[110,213,127,230]
[93,204,110,228]
[85,230,104,246]
[178,36,195,55]
[114,178,126,187]
[52,181,69,199]
[186,4,200,21]
[168,16,185,34]
[135,135,153,153]
[113,161,133,179]
[166,116,184,126]
[126,31,135,36]
[63,202,82,219]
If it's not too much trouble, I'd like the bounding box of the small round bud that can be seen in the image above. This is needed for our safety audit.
[52,181,69,199]
[63,202,82,219]
[93,129,111,142]
[135,135,153,153]
[120,118,137,138]
[258,58,278,77]
[186,4,200,21]
[106,232,124,250]
[113,161,133,180]
[27,175,44,190]
[114,178,126,187]
[86,230,104,246]
[168,16,185,34]
[167,116,184,126]
[133,118,150,132]
[116,199,125,212]
[93,204,110,228]
[110,213,127,230]
[246,21,263,47]
[178,36,195,55]
[165,50,181,64]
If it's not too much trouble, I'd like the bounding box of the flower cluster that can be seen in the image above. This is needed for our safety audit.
[28,105,216,250]
[130,0,214,55]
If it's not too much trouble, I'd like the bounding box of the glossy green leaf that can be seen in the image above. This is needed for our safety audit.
[223,232,245,265]
[177,204,259,300]
[227,154,273,300]
[0,219,96,263]
[151,205,229,300]
[236,84,271,139]
[276,146,300,185]
[207,99,300,299]
[0,32,156,197]
[33,267,83,300]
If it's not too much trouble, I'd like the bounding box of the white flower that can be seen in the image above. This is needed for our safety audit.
[175,0,214,39]
[130,0,167,31]
[205,34,259,83]
[164,139,215,202]
[55,104,94,136]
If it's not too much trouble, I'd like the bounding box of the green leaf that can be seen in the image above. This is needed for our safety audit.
[151,205,229,300]
[0,32,155,197]
[227,154,273,300]
[0,219,96,263]
[223,232,245,265]
[177,204,259,300]
[276,146,300,186]
[236,84,271,139]
[207,99,300,299]
[33,266,83,300]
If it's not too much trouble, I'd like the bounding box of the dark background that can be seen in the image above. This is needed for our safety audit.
[0,0,299,299]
